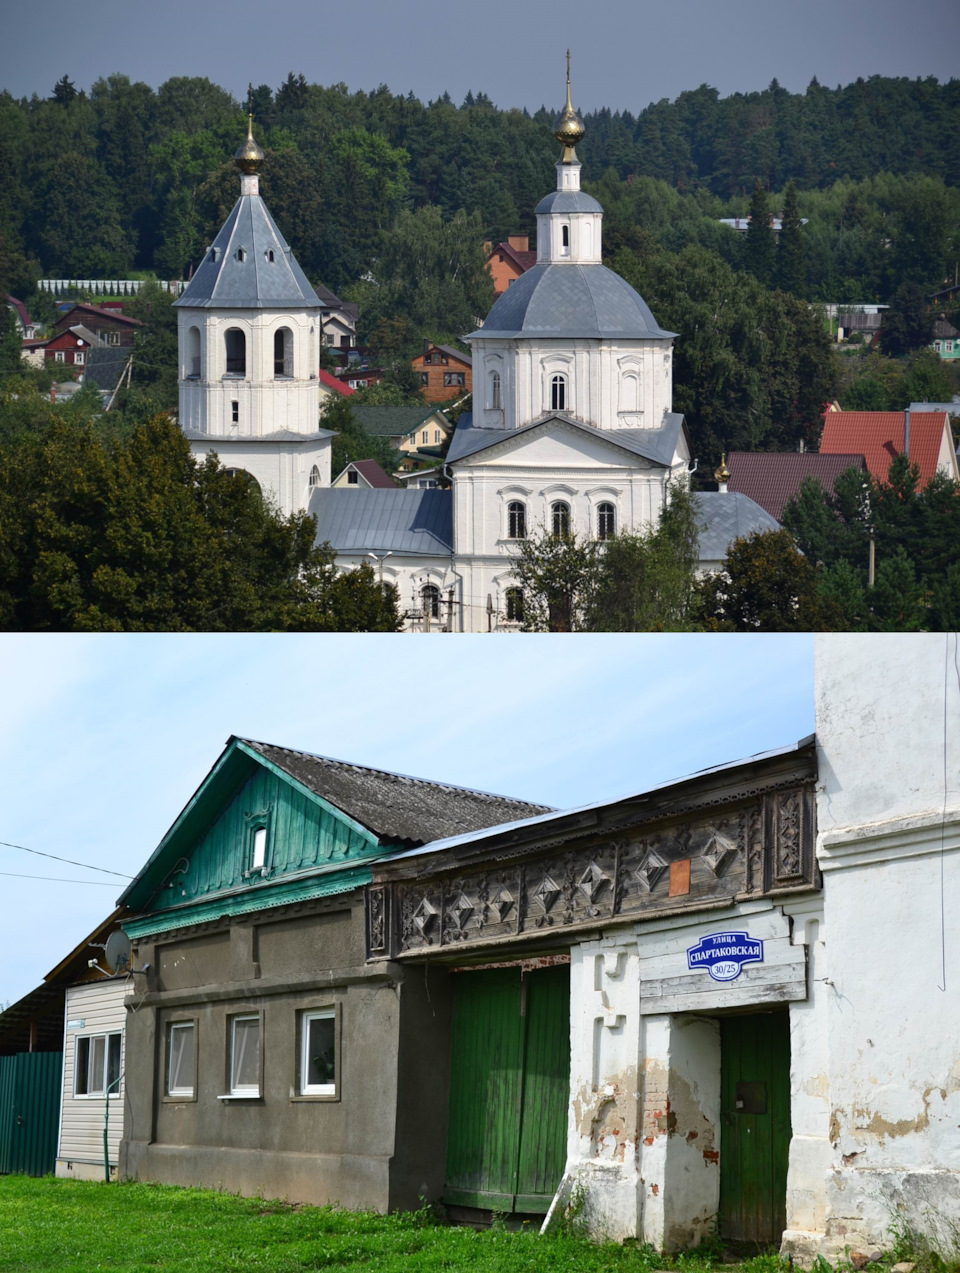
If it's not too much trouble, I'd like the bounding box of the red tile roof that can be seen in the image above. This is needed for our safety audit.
[318,367,354,395]
[821,411,955,486]
[727,452,867,521]
[349,460,396,488]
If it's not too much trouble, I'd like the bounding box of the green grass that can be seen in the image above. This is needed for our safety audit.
[0,1176,791,1273]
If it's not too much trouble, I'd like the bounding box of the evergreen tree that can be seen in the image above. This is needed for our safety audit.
[744,179,776,285]
[776,180,805,295]
[880,282,935,357]
[51,76,77,104]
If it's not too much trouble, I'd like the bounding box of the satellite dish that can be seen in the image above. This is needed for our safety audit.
[104,930,132,974]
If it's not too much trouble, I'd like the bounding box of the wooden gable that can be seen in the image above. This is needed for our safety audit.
[123,740,382,939]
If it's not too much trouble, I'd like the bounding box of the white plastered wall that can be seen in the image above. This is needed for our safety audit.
[188,434,331,518]
[808,633,960,1258]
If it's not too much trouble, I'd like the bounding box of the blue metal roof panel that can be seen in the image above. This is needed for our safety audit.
[175,193,320,310]
[694,492,781,561]
[309,488,453,555]
[468,263,676,341]
[534,189,604,215]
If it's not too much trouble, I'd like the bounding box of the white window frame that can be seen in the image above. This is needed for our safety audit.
[74,1031,122,1098]
[166,1020,196,1099]
[299,1008,338,1098]
[74,351,84,366]
[227,1013,261,1097]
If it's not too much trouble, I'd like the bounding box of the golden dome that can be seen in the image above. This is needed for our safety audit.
[235,114,264,174]
[714,453,731,484]
[553,50,585,159]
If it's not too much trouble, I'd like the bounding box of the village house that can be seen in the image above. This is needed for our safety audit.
[51,303,141,348]
[411,342,473,402]
[485,236,538,295]
[331,459,396,489]
[820,409,960,485]
[725,452,868,522]
[21,326,92,370]
[932,316,959,360]
[108,634,959,1260]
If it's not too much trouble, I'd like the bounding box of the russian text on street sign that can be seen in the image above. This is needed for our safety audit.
[687,931,763,982]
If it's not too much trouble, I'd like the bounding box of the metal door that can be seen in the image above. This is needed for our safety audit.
[445,965,569,1214]
[0,1052,63,1176]
[719,1012,791,1243]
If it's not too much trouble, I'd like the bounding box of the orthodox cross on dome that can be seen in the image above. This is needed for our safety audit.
[553,49,585,162]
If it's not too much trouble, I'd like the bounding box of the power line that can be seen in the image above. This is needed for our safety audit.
[0,870,118,886]
[0,840,132,879]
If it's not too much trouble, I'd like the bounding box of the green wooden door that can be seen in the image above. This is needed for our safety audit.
[719,1012,791,1244]
[445,965,570,1214]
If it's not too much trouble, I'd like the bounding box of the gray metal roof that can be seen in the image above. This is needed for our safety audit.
[468,263,675,341]
[534,189,603,215]
[243,739,551,846]
[694,491,780,562]
[446,412,686,469]
[309,488,453,555]
[182,428,335,443]
[174,192,320,310]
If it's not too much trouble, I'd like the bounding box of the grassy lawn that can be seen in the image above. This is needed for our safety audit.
[0,1176,786,1273]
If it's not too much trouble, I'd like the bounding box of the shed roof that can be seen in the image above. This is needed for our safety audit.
[310,487,453,554]
[821,411,954,485]
[727,452,866,521]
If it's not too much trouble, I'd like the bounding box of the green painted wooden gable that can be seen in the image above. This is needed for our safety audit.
[123,740,388,940]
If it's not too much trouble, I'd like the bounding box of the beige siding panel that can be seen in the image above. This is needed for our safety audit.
[59,981,127,1164]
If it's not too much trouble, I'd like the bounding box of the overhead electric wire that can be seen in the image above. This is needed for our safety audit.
[0,870,118,886]
[0,839,133,879]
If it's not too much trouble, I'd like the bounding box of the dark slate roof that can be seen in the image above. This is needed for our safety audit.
[727,451,866,521]
[933,318,959,339]
[694,492,781,562]
[429,344,473,366]
[243,739,551,846]
[175,192,320,310]
[314,282,343,307]
[310,488,453,554]
[534,190,603,215]
[446,412,686,470]
[350,404,445,437]
[84,345,132,393]
[469,263,675,341]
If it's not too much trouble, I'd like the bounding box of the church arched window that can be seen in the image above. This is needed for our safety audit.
[489,370,502,410]
[508,501,526,539]
[551,373,566,412]
[597,502,616,541]
[505,587,524,623]
[421,584,440,620]
[620,371,640,413]
[308,465,321,488]
[551,501,571,538]
[274,327,293,378]
[561,224,570,256]
[186,326,201,379]
[225,328,246,377]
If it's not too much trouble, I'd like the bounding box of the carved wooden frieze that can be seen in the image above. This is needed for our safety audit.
[369,782,818,959]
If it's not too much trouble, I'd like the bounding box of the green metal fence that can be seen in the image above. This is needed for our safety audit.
[0,1052,62,1176]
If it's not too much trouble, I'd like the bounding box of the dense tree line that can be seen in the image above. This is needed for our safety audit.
[1,72,958,305]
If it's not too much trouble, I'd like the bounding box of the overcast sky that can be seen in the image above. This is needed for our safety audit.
[2,0,957,114]
[0,633,812,1006]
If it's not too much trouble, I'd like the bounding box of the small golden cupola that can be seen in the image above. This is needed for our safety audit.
[714,453,731,492]
[553,49,585,162]
[235,114,265,177]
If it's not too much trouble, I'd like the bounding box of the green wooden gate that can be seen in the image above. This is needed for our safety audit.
[0,1052,63,1176]
[445,965,569,1214]
[719,1013,791,1244]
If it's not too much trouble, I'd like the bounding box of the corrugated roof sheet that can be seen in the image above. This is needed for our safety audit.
[469,263,676,341]
[243,739,551,846]
[350,404,443,437]
[446,412,685,469]
[693,492,781,561]
[175,191,320,310]
[727,452,866,521]
[821,411,954,486]
[310,488,453,554]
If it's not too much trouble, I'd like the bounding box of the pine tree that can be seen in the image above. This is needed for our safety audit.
[744,179,776,286]
[776,180,805,295]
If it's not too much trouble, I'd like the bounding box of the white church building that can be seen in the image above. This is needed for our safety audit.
[175,83,776,632]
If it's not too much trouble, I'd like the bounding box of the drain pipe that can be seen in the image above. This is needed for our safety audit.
[103,1069,122,1183]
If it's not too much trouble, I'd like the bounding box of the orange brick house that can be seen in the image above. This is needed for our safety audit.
[484,235,537,294]
[412,342,473,402]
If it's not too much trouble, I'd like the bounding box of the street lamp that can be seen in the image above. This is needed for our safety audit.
[367,551,393,588]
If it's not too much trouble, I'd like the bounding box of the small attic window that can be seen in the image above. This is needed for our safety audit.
[252,827,267,870]
[266,249,275,263]
[236,248,246,263]
[244,810,272,878]
[210,248,220,263]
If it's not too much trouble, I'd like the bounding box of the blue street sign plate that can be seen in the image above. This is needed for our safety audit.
[687,931,763,982]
